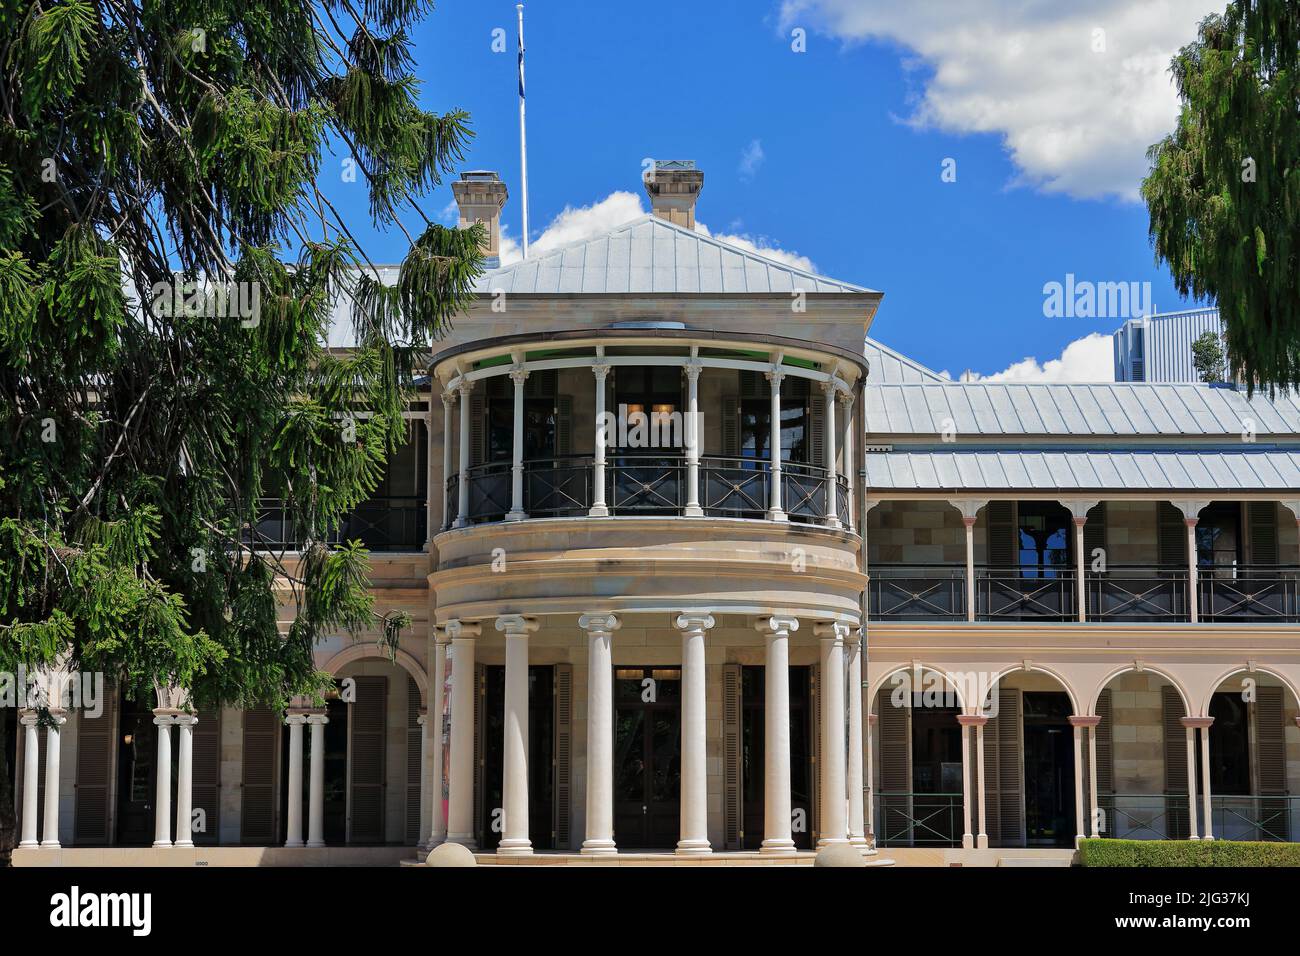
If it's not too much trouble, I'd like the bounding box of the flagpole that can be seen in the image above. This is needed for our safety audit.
[517,3,529,260]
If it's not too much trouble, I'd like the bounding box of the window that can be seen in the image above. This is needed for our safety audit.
[486,371,557,462]
[1017,502,1071,576]
[1196,502,1241,569]
[740,374,810,464]
[1207,692,1250,795]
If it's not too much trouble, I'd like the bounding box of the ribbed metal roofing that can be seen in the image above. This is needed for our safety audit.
[863,337,948,384]
[865,448,1300,492]
[472,215,876,295]
[865,382,1300,438]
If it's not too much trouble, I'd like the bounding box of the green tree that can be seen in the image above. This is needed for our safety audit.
[0,0,483,861]
[1142,0,1300,394]
[1191,329,1228,383]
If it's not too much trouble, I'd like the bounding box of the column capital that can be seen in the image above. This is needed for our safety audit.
[18,710,40,727]
[151,709,181,725]
[835,383,855,406]
[441,389,457,408]
[949,498,988,522]
[813,620,852,641]
[754,615,799,636]
[764,366,786,387]
[674,612,715,633]
[284,713,308,727]
[495,614,540,635]
[172,713,199,728]
[591,361,611,382]
[578,612,621,634]
[1170,498,1210,522]
[431,624,451,645]
[956,714,988,728]
[445,618,482,640]
[508,364,530,386]
[455,378,475,398]
[304,712,330,726]
[1067,715,1101,728]
[1180,716,1215,729]
[1059,498,1101,520]
[682,358,704,382]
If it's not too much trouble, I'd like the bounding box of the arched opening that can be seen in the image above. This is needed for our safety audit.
[1204,670,1300,842]
[1091,668,1192,840]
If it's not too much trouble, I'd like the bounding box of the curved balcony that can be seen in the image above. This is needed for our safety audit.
[446,454,849,526]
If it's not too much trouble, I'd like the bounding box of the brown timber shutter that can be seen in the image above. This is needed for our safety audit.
[809,392,825,468]
[192,709,221,846]
[240,708,280,844]
[1094,689,1114,795]
[1248,502,1279,566]
[1157,502,1186,567]
[1256,686,1286,795]
[73,685,116,844]
[984,688,1023,846]
[722,663,742,850]
[555,394,573,457]
[553,663,573,849]
[1084,502,1107,565]
[406,676,422,843]
[986,501,1016,569]
[1161,685,1189,839]
[349,675,387,844]
[470,390,486,467]
[721,396,739,457]
[876,689,910,845]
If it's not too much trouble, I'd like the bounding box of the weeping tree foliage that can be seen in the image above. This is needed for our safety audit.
[1142,0,1300,394]
[0,0,484,855]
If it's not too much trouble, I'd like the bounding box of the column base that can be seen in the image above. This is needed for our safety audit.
[976,834,988,849]
[766,509,787,522]
[588,505,609,518]
[306,839,326,848]
[447,834,478,850]
[675,840,712,856]
[824,517,842,529]
[816,837,850,850]
[39,841,61,849]
[284,840,304,849]
[497,840,533,856]
[505,511,528,522]
[17,840,39,849]
[580,840,617,856]
[1202,834,1215,842]
[174,840,195,849]
[849,835,869,848]
[152,840,173,848]
[759,839,797,855]
[961,834,973,849]
[683,505,704,518]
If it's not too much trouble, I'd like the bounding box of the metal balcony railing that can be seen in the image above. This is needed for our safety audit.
[252,495,427,552]
[869,566,966,621]
[1096,793,1193,840]
[1087,567,1188,623]
[873,792,964,847]
[1210,794,1299,842]
[976,568,1074,621]
[1199,567,1300,622]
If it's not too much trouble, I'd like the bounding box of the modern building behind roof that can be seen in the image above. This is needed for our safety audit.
[1113,307,1227,382]
[13,162,1300,870]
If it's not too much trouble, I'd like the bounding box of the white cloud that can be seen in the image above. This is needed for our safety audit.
[739,139,766,180]
[947,332,1116,382]
[779,0,1221,201]
[498,190,817,272]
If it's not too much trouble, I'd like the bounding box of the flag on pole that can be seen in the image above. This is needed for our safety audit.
[517,9,526,99]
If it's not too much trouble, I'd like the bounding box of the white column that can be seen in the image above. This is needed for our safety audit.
[756,615,799,853]
[1199,719,1215,840]
[839,390,855,531]
[1186,515,1199,623]
[765,366,786,521]
[821,382,840,528]
[590,363,610,517]
[496,614,539,855]
[446,619,481,848]
[1074,516,1087,622]
[1088,719,1101,837]
[427,633,448,847]
[1070,719,1086,845]
[975,718,988,848]
[580,612,621,854]
[506,365,528,521]
[440,392,454,531]
[284,714,306,847]
[815,622,849,847]
[675,612,714,854]
[683,360,703,517]
[846,630,867,849]
[1182,719,1200,839]
[152,713,174,847]
[957,717,973,849]
[18,712,40,848]
[306,713,328,847]
[40,711,66,848]
[963,516,977,622]
[454,381,472,528]
[174,714,197,848]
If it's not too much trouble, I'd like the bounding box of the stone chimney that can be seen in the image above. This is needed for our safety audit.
[452,171,508,267]
[643,160,704,229]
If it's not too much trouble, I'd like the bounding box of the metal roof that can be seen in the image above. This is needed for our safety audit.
[472,215,877,295]
[865,382,1300,438]
[865,448,1300,492]
[863,337,948,384]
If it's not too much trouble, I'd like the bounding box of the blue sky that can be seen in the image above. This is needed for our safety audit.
[321,0,1220,380]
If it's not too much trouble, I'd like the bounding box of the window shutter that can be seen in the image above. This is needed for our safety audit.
[406,676,422,844]
[996,688,1024,847]
[982,708,1000,846]
[722,663,743,850]
[240,708,280,845]
[1161,686,1189,839]
[809,393,825,469]
[987,500,1016,568]
[721,396,739,457]
[473,662,485,843]
[1158,502,1186,567]
[1084,502,1107,565]
[809,665,821,843]
[740,370,764,399]
[192,709,221,846]
[1248,502,1279,566]
[875,688,910,845]
[349,675,387,844]
[553,663,573,849]
[1256,686,1286,795]
[469,389,485,467]
[555,394,573,457]
[1094,689,1114,795]
[73,683,116,844]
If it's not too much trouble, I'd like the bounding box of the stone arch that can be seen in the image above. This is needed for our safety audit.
[1088,664,1193,717]
[988,663,1082,716]
[1199,665,1300,718]
[868,663,968,714]
[322,643,428,707]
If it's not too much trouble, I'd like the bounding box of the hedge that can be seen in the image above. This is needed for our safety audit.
[1079,838,1300,867]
